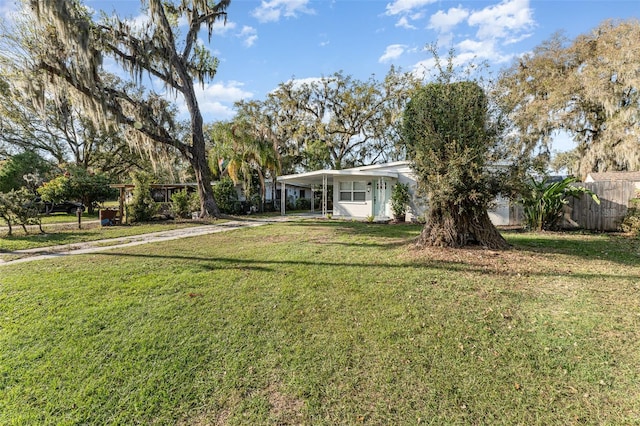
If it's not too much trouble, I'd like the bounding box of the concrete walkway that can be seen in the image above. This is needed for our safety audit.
[0,218,284,266]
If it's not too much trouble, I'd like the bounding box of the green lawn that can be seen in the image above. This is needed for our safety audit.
[0,220,216,252]
[1,221,639,424]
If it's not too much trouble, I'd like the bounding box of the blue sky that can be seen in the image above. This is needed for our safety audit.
[2,0,639,150]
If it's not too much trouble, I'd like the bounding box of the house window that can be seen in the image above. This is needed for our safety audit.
[300,189,306,199]
[339,181,366,202]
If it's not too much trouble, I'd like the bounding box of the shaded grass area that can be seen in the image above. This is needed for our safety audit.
[1,221,639,424]
[39,211,100,224]
[0,220,215,252]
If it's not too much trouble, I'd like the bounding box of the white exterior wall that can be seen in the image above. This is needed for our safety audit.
[279,161,516,225]
[487,196,510,226]
[333,177,373,218]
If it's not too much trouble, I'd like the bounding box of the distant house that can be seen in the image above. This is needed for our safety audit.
[585,171,640,191]
[277,161,515,225]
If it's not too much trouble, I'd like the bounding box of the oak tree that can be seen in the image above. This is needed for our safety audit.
[497,19,640,178]
[266,68,418,171]
[25,0,231,217]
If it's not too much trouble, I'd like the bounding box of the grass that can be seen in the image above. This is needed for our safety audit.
[39,212,98,224]
[1,221,639,424]
[0,219,217,252]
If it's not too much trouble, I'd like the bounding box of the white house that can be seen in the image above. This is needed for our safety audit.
[277,161,513,225]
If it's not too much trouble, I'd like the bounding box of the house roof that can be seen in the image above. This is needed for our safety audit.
[277,161,409,186]
[585,172,640,182]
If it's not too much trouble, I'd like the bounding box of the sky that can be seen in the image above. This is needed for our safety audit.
[2,0,639,152]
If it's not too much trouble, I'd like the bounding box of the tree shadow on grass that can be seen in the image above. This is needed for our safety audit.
[281,221,640,267]
[281,220,423,240]
[92,250,639,282]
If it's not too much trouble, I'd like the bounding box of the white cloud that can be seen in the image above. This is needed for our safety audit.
[407,0,536,79]
[456,38,512,63]
[428,7,469,33]
[199,81,253,103]
[379,44,407,63]
[395,16,416,30]
[212,19,236,35]
[238,26,258,47]
[251,0,315,23]
[385,0,437,16]
[468,0,534,41]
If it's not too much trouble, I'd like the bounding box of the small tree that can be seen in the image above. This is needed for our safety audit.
[170,189,199,219]
[390,182,410,221]
[520,176,600,231]
[38,168,114,213]
[65,167,114,213]
[0,188,42,236]
[127,171,157,223]
[37,175,70,213]
[212,178,240,215]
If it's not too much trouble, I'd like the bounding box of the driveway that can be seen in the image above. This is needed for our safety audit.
[0,218,283,266]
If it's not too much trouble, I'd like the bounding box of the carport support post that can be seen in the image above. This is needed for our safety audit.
[322,174,327,217]
[118,187,125,224]
[280,182,286,216]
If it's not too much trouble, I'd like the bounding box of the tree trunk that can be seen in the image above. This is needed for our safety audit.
[257,169,266,213]
[189,144,220,218]
[417,206,509,250]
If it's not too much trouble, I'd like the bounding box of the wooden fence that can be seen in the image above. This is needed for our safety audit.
[569,181,637,231]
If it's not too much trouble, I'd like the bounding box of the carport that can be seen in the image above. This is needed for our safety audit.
[277,168,400,219]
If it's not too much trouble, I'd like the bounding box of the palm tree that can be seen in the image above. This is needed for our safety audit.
[207,120,280,212]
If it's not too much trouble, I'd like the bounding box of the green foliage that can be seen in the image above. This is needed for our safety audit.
[0,152,51,193]
[65,167,114,212]
[170,189,199,219]
[402,79,509,248]
[295,197,311,210]
[37,167,114,213]
[519,176,600,231]
[37,175,70,204]
[0,188,42,236]
[404,82,497,209]
[127,171,158,223]
[390,182,410,219]
[621,198,640,235]
[212,177,241,215]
